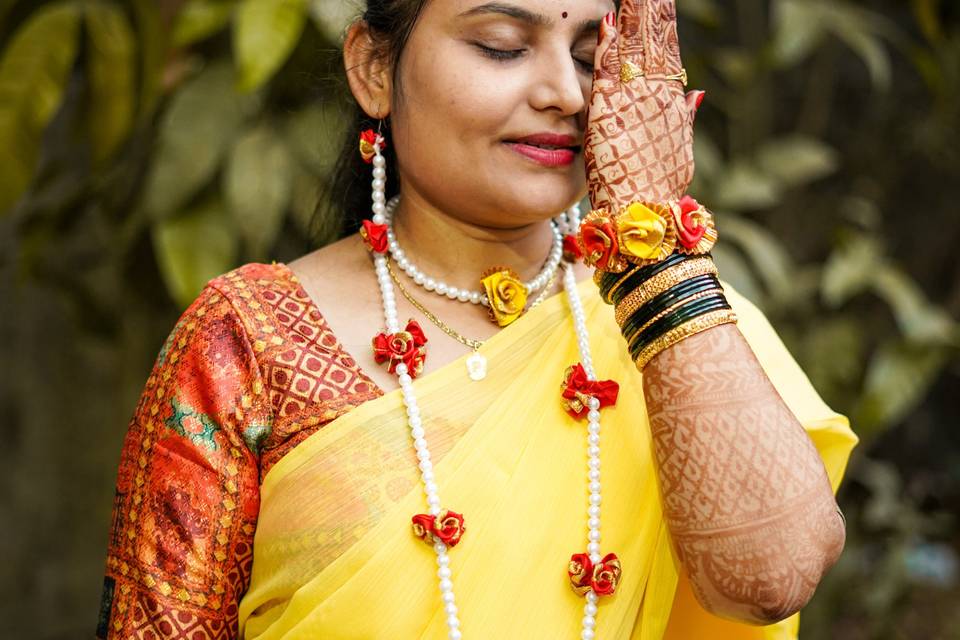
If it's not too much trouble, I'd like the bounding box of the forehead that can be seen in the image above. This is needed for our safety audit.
[431,0,613,27]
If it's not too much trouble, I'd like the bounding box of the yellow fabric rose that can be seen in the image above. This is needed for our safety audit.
[616,202,677,262]
[481,268,528,327]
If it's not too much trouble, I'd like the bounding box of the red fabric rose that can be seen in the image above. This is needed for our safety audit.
[591,553,622,596]
[359,129,387,164]
[560,363,620,419]
[360,219,389,253]
[676,195,707,249]
[567,552,622,597]
[562,234,583,262]
[579,216,621,271]
[412,509,466,547]
[372,320,428,377]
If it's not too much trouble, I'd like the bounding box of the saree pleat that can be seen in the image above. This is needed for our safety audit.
[238,278,857,639]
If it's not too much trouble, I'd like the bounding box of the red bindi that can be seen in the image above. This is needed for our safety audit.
[562,11,568,18]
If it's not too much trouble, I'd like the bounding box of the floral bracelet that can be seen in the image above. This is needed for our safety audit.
[577,196,718,273]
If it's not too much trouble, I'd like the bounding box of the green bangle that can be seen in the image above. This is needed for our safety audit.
[619,274,720,342]
[629,295,731,359]
[608,253,693,306]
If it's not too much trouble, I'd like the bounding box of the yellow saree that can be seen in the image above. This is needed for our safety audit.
[238,277,857,639]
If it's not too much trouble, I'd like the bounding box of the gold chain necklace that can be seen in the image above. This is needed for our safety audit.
[386,259,560,381]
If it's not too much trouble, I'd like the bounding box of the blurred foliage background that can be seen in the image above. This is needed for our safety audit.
[1,0,958,637]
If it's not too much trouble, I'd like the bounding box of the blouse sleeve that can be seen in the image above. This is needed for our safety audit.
[97,283,273,639]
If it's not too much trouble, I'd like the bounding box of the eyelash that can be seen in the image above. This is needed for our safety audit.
[474,44,594,73]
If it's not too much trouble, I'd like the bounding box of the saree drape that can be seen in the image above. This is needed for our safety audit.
[237,277,857,639]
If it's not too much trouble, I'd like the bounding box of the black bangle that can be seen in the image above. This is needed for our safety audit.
[619,274,720,342]
[597,266,640,305]
[629,295,732,359]
[611,253,684,305]
[608,253,694,306]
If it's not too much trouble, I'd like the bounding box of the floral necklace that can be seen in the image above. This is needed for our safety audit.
[359,129,623,638]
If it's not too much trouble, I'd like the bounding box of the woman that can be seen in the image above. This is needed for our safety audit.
[97,0,857,638]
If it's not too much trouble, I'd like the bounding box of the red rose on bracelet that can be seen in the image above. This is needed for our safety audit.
[372,320,428,377]
[579,212,625,272]
[675,196,707,249]
[360,219,389,253]
[562,234,583,263]
[560,363,620,419]
[412,509,466,547]
[568,552,622,597]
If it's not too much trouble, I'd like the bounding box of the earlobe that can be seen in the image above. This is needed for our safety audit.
[343,20,392,118]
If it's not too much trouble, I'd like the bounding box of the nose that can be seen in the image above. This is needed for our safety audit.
[528,44,589,118]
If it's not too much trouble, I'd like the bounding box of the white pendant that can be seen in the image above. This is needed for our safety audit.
[466,351,487,381]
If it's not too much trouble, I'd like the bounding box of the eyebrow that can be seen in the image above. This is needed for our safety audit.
[458,2,601,34]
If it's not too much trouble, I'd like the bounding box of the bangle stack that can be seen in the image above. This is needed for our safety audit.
[579,196,738,370]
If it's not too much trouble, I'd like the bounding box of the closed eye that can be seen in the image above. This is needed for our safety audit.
[473,43,594,73]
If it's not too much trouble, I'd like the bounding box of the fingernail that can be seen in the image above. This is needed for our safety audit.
[604,11,616,28]
[695,91,706,109]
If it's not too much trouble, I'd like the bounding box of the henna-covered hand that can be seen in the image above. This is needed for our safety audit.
[585,0,704,209]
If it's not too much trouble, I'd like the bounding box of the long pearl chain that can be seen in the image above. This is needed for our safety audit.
[369,139,608,639]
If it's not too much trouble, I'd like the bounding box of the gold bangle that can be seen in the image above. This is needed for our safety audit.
[613,256,717,327]
[633,309,738,370]
[622,287,724,346]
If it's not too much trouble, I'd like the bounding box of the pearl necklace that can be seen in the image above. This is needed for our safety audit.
[368,137,616,638]
[377,192,573,307]
[371,251,609,639]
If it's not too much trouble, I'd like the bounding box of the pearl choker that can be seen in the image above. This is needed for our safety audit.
[374,193,575,308]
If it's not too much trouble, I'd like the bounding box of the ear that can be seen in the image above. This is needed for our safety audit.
[343,20,393,118]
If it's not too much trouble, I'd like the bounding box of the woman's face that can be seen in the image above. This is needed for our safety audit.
[389,0,614,229]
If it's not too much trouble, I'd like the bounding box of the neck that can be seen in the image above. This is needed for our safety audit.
[390,192,559,292]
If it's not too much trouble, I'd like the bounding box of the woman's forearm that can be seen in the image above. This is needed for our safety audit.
[640,322,845,624]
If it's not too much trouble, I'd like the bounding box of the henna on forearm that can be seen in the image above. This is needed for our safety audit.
[642,323,845,624]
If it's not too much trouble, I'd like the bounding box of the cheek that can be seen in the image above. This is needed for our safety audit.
[401,42,522,145]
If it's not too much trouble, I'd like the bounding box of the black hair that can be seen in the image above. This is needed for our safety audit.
[311,0,427,245]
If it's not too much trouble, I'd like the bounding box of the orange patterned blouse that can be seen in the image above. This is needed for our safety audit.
[98,263,384,639]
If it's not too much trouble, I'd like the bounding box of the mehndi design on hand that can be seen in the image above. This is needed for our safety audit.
[585,0,704,210]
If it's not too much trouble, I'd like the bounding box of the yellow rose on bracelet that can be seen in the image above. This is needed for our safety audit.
[616,202,677,264]
[481,267,528,327]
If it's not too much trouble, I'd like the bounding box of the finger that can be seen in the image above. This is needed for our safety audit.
[618,0,645,68]
[685,90,705,121]
[643,0,683,75]
[594,10,620,85]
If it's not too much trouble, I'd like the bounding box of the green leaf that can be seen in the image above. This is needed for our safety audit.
[821,233,883,307]
[712,162,782,210]
[307,0,357,42]
[715,213,796,304]
[712,243,763,304]
[872,264,959,345]
[234,0,307,93]
[755,136,839,188]
[676,0,721,26]
[131,0,166,119]
[854,339,948,434]
[281,103,346,174]
[140,62,251,220]
[84,1,136,165]
[833,24,892,90]
[0,2,81,213]
[173,0,236,47]
[771,0,826,68]
[224,123,294,257]
[152,197,239,308]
